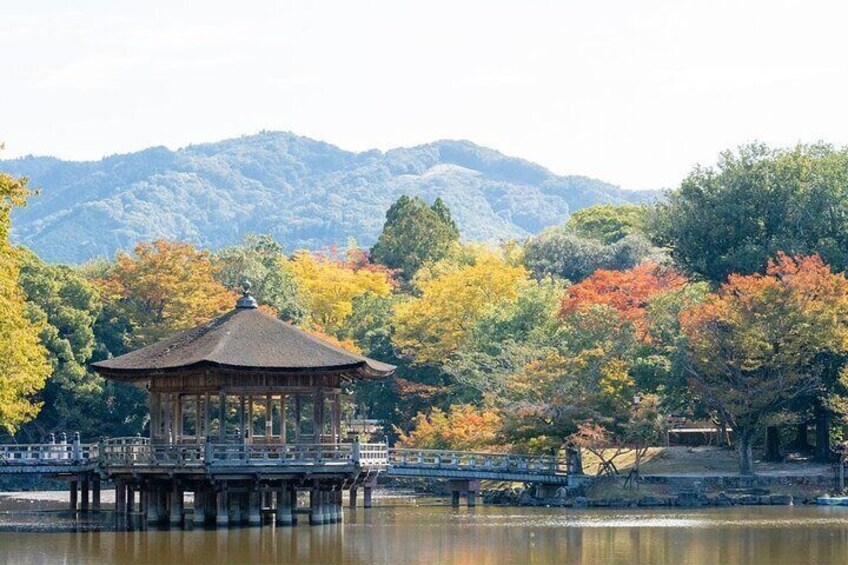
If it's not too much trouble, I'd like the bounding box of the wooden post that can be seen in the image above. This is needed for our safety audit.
[115,479,127,516]
[80,477,90,512]
[195,395,202,444]
[69,479,79,512]
[333,393,341,443]
[170,484,183,526]
[363,486,373,509]
[92,476,101,511]
[265,394,273,440]
[239,394,247,442]
[349,487,358,508]
[294,394,302,444]
[248,487,262,526]
[216,487,229,527]
[276,483,293,526]
[247,396,254,444]
[280,394,287,444]
[218,392,226,442]
[314,388,323,443]
[193,490,206,526]
[126,485,135,513]
[204,392,211,443]
[310,482,323,525]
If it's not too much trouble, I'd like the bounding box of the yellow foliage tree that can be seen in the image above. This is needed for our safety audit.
[102,240,236,346]
[395,404,503,451]
[392,251,527,364]
[288,251,393,334]
[0,173,50,431]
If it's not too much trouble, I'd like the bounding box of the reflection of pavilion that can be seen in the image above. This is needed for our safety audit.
[92,284,394,528]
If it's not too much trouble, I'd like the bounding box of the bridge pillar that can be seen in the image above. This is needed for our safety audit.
[92,476,101,511]
[275,484,293,526]
[170,485,183,527]
[349,486,358,508]
[451,491,460,507]
[448,479,481,508]
[466,490,476,508]
[248,487,262,526]
[116,479,127,516]
[69,479,78,512]
[216,488,229,527]
[126,485,135,513]
[80,477,90,512]
[333,488,343,523]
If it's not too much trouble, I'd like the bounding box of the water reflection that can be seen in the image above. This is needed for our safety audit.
[2,505,848,564]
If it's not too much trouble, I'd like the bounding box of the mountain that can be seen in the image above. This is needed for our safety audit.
[2,132,658,264]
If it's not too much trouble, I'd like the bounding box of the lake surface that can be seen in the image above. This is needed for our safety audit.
[2,497,848,564]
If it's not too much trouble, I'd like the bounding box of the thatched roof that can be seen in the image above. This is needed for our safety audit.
[91,305,395,380]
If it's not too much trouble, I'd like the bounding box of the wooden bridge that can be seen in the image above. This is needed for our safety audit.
[0,437,572,519]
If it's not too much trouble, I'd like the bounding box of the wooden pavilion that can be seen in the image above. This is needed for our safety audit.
[91,283,395,528]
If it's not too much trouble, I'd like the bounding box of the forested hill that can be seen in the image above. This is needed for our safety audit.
[3,131,657,263]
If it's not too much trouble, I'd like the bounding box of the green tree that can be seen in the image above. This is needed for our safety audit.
[0,173,50,432]
[214,234,309,322]
[370,196,460,281]
[650,143,848,283]
[566,204,648,244]
[523,228,655,282]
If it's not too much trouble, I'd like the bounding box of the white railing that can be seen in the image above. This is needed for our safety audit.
[388,448,566,476]
[0,442,98,464]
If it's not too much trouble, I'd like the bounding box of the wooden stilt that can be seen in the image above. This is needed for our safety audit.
[69,479,79,512]
[92,476,101,511]
[216,488,229,527]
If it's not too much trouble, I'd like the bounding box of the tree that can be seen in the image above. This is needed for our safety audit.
[560,261,687,339]
[0,173,49,432]
[523,228,655,283]
[566,204,648,244]
[392,251,527,364]
[680,254,848,474]
[101,240,236,347]
[14,249,104,439]
[650,143,848,283]
[289,249,393,335]
[395,404,503,451]
[370,196,460,281]
[214,235,309,322]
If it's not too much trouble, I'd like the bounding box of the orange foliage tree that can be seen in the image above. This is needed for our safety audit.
[681,253,848,474]
[101,240,236,346]
[560,260,687,338]
[394,404,503,451]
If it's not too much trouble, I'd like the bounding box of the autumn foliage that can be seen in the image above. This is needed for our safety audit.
[395,404,503,451]
[560,260,686,337]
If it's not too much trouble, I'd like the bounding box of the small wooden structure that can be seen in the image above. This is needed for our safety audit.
[91,283,395,527]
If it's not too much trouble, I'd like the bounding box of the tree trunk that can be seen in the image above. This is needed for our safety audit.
[792,422,811,451]
[737,428,755,475]
[815,404,831,462]
[764,426,781,462]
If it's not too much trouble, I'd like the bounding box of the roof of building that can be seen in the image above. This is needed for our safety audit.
[91,295,396,379]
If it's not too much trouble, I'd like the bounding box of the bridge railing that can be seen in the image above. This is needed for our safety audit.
[388,448,566,476]
[0,442,98,465]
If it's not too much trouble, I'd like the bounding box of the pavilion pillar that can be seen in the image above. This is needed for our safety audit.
[275,482,293,526]
[248,486,262,526]
[280,394,287,444]
[239,394,246,442]
[170,484,183,526]
[195,395,202,444]
[146,485,160,524]
[193,489,206,526]
[294,395,302,444]
[314,388,324,443]
[265,394,273,440]
[247,396,254,444]
[333,393,341,443]
[218,392,226,442]
[204,392,211,443]
[216,487,229,527]
[126,484,135,513]
[173,394,182,444]
[310,481,323,525]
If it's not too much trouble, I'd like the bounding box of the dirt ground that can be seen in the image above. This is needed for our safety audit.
[580,445,832,477]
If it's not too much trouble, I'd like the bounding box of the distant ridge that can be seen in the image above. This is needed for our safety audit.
[2,132,658,263]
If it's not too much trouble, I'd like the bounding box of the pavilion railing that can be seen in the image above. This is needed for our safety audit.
[99,438,388,468]
[387,448,567,476]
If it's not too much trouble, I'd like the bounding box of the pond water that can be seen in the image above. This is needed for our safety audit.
[1,495,848,564]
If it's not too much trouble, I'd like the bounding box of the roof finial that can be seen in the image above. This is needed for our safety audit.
[236,279,258,309]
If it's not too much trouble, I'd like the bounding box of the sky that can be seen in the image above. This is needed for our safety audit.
[2,0,848,190]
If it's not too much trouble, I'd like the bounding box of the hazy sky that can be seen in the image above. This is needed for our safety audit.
[2,0,847,190]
